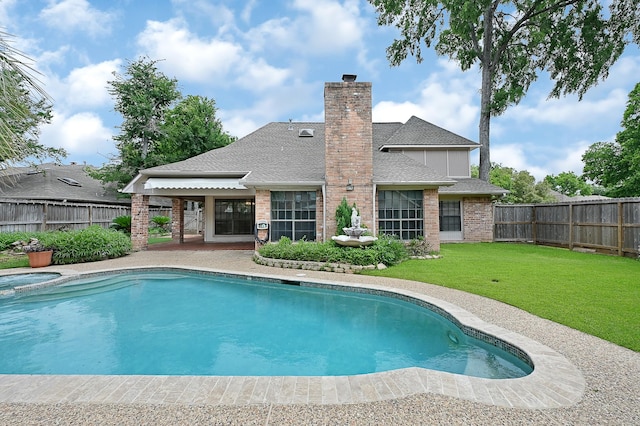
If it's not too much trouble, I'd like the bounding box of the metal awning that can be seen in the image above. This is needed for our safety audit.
[143,178,246,190]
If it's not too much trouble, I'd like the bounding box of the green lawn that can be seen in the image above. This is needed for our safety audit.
[364,243,640,352]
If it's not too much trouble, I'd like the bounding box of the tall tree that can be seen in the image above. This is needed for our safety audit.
[0,31,66,174]
[544,171,593,196]
[369,0,639,181]
[472,163,555,203]
[582,82,640,197]
[145,95,235,167]
[96,57,181,190]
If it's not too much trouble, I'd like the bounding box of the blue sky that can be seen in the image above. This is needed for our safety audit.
[2,0,639,180]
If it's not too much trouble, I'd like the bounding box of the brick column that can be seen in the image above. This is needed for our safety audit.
[255,189,271,249]
[131,194,149,251]
[423,189,440,252]
[324,79,374,236]
[463,197,494,241]
[171,198,184,243]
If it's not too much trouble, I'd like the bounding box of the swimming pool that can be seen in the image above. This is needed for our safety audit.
[0,270,532,379]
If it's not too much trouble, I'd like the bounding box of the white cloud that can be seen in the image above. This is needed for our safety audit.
[39,0,116,37]
[291,0,364,53]
[505,88,628,128]
[244,0,366,55]
[0,0,17,28]
[62,60,120,108]
[136,19,243,83]
[40,112,114,163]
[136,18,293,93]
[372,60,479,136]
[492,139,594,181]
[233,58,291,92]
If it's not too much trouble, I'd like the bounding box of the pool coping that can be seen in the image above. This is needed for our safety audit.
[0,266,585,409]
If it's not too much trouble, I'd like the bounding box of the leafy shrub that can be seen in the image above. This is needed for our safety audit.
[50,226,132,265]
[258,234,408,267]
[406,236,434,257]
[151,215,171,232]
[335,197,356,235]
[110,215,132,233]
[1,227,132,265]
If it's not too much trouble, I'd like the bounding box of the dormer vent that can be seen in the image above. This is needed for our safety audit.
[298,128,314,137]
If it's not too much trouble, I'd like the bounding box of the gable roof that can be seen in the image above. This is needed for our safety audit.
[379,116,479,150]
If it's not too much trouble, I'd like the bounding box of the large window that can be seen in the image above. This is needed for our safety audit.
[215,199,254,235]
[439,201,461,232]
[378,190,423,239]
[271,191,317,241]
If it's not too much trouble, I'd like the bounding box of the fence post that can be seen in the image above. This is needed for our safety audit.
[42,202,47,232]
[532,205,537,244]
[569,203,574,251]
[617,202,623,256]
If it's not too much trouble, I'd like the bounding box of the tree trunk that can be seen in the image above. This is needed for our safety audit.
[478,5,494,182]
[479,70,492,182]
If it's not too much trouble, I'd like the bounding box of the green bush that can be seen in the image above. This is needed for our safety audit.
[151,215,171,232]
[52,226,132,265]
[1,226,132,265]
[406,236,434,257]
[110,215,132,233]
[335,197,356,235]
[258,234,408,267]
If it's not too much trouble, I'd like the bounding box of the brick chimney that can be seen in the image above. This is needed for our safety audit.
[324,74,374,237]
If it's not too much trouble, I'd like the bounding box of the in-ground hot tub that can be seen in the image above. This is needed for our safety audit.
[0,272,61,290]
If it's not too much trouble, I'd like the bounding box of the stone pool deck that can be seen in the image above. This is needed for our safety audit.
[1,250,638,425]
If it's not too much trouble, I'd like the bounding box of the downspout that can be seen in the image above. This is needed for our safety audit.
[322,183,327,242]
[372,183,377,235]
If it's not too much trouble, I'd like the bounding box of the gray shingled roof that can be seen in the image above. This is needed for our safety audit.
[380,116,479,148]
[439,178,507,196]
[0,163,128,204]
[141,120,459,186]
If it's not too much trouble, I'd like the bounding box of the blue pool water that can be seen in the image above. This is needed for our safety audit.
[0,271,532,378]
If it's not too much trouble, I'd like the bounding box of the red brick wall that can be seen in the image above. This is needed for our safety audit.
[324,81,373,236]
[131,194,149,251]
[423,189,440,251]
[171,198,184,242]
[463,197,494,241]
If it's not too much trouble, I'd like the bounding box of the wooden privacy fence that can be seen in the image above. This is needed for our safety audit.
[494,198,640,257]
[0,199,171,233]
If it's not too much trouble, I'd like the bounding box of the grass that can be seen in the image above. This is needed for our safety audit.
[148,235,172,245]
[0,253,29,269]
[364,243,640,352]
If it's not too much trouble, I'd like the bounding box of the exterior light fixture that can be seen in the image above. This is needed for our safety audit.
[346,179,354,191]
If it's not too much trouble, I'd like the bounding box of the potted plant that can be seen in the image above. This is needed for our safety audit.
[21,238,54,268]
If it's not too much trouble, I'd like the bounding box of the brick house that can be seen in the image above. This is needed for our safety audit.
[123,75,505,251]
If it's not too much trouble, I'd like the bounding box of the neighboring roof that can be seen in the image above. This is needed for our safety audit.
[379,116,479,150]
[549,190,610,203]
[0,163,128,204]
[439,178,508,196]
